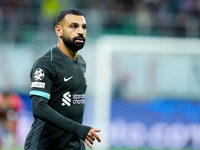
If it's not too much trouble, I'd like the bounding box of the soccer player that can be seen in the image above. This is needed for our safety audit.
[24,8,101,150]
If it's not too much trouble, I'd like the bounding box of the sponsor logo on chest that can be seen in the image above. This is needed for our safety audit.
[62,91,85,106]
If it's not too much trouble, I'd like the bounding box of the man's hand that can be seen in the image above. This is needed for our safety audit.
[85,128,101,149]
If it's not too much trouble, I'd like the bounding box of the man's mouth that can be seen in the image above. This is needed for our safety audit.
[75,38,84,43]
[74,36,85,43]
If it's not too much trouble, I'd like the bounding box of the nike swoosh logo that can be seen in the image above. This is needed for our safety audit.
[64,76,73,82]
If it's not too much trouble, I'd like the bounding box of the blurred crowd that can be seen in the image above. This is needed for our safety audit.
[0,92,24,149]
[0,0,199,44]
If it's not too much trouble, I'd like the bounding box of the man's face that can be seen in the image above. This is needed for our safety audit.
[60,14,87,51]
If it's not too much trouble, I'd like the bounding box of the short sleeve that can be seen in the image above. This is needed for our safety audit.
[29,58,54,100]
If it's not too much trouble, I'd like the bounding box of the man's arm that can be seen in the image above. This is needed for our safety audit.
[31,95,91,140]
[32,95,101,149]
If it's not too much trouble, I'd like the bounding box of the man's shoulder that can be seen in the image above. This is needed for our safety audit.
[34,51,51,65]
[77,54,85,63]
[77,54,86,71]
[30,49,56,77]
[31,47,57,70]
[36,46,60,63]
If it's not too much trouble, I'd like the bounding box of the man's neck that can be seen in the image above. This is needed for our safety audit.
[57,41,77,60]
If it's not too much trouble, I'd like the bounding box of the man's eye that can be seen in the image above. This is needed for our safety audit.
[72,25,77,28]
[70,25,77,28]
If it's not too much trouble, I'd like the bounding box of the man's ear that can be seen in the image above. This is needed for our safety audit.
[55,25,62,37]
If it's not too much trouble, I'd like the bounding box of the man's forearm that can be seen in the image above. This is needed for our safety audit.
[31,95,91,140]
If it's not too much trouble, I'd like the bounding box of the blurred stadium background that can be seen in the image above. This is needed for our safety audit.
[0,0,200,150]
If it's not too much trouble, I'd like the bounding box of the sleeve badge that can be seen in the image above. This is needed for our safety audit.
[34,68,45,81]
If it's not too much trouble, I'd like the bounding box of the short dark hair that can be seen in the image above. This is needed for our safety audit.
[56,8,85,25]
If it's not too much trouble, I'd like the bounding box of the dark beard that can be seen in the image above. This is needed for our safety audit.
[62,35,85,52]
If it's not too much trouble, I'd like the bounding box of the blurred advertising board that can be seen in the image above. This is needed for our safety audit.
[109,99,200,149]
[109,50,200,149]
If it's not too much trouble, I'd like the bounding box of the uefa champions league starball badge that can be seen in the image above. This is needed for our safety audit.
[34,68,45,81]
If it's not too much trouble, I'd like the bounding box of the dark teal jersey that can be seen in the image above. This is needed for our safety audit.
[24,46,91,150]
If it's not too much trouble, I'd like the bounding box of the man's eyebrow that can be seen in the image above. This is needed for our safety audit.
[69,23,87,26]
[69,23,78,26]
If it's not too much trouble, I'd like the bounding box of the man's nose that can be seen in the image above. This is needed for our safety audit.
[78,27,85,34]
